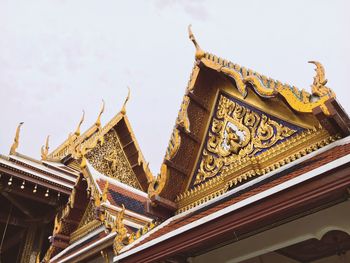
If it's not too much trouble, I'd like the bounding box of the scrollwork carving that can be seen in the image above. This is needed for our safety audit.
[194,94,299,185]
[86,129,141,190]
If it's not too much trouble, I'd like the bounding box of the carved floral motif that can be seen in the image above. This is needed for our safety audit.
[194,94,299,185]
[86,129,141,189]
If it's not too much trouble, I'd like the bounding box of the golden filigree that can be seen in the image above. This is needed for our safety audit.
[104,149,119,172]
[113,204,128,254]
[148,164,168,198]
[194,94,297,185]
[41,135,50,160]
[9,122,24,155]
[177,129,337,213]
[86,129,141,189]
[176,95,191,132]
[165,128,181,160]
[220,66,248,98]
[309,61,335,97]
[199,54,336,114]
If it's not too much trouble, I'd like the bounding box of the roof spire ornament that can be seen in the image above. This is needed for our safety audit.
[95,100,105,128]
[41,135,50,160]
[120,87,131,115]
[188,25,205,60]
[9,122,24,155]
[308,61,335,98]
[74,110,85,136]
[113,204,128,254]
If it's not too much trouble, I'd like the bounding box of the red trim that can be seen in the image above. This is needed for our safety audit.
[120,164,350,263]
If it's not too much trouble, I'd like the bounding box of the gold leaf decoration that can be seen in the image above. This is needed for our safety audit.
[86,129,141,189]
[194,94,298,185]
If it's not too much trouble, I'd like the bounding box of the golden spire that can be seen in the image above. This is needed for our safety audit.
[308,61,335,97]
[120,87,131,115]
[74,110,85,136]
[95,100,105,128]
[188,25,205,60]
[41,135,50,160]
[9,122,24,155]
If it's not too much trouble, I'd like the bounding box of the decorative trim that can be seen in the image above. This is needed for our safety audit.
[176,129,337,213]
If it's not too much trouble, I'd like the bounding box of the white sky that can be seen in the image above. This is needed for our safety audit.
[1,0,349,174]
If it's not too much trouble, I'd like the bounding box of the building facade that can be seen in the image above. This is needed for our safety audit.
[1,27,350,263]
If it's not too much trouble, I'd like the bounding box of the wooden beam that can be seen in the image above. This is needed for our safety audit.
[0,166,71,195]
[0,182,61,206]
[2,192,34,218]
[0,213,27,227]
[164,159,188,177]
[0,228,26,253]
[187,92,209,112]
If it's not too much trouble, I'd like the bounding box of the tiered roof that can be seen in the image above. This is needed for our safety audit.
[37,27,350,263]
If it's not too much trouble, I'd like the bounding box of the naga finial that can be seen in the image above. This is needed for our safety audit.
[9,122,24,155]
[102,181,109,202]
[308,61,335,97]
[113,204,127,254]
[95,100,105,128]
[120,87,131,115]
[41,135,50,160]
[80,147,87,169]
[74,110,85,136]
[188,25,205,60]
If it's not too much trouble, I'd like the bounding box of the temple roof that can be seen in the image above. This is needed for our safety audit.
[115,136,350,261]
[47,104,152,191]
[0,152,77,194]
[44,155,155,262]
[148,26,350,214]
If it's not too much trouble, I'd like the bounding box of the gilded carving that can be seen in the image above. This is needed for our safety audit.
[176,95,191,132]
[194,94,298,185]
[86,129,141,189]
[199,54,335,115]
[148,164,168,198]
[113,205,128,254]
[309,61,335,97]
[41,135,50,160]
[74,110,85,136]
[165,128,181,160]
[9,122,24,155]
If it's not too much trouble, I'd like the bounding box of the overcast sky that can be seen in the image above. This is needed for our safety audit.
[1,0,349,174]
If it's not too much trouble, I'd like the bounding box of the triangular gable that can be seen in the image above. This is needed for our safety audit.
[44,159,156,262]
[148,27,350,213]
[47,107,152,191]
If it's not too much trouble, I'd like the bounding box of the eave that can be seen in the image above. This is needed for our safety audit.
[114,137,350,262]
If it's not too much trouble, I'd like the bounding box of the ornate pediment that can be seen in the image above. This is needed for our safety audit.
[192,93,303,187]
[175,91,335,213]
[86,129,141,190]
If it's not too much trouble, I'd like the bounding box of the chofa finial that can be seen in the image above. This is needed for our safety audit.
[41,135,50,160]
[308,61,335,98]
[121,87,131,115]
[9,122,24,155]
[74,110,85,136]
[95,100,105,128]
[188,25,205,60]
